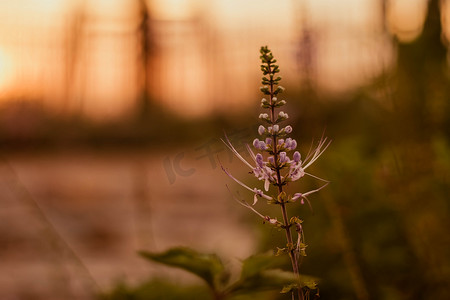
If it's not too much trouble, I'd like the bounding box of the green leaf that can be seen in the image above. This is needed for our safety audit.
[300,275,319,290]
[260,86,270,95]
[279,275,319,294]
[227,269,297,296]
[240,252,288,279]
[100,278,213,300]
[228,252,319,296]
[223,252,293,296]
[280,283,298,294]
[139,247,228,290]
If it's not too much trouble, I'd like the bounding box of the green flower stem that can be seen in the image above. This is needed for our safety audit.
[266,60,304,300]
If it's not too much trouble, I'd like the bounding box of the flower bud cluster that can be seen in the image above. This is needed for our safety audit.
[253,138,267,150]
[251,47,303,191]
[223,46,328,211]
[221,46,329,298]
[261,97,287,109]
[259,113,270,123]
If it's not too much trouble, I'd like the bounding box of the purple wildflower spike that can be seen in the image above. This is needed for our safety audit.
[221,46,329,299]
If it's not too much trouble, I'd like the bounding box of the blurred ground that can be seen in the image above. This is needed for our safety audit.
[0,150,257,300]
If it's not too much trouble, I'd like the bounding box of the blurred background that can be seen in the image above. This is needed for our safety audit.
[0,0,449,299]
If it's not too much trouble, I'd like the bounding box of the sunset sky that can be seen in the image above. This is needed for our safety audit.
[0,0,435,118]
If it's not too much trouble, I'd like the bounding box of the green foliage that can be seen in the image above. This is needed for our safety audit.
[139,247,229,290]
[99,279,211,300]
[239,252,288,279]
[99,249,321,300]
[226,269,296,296]
[136,247,318,299]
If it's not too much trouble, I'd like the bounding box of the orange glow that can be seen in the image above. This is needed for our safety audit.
[442,0,450,43]
[0,48,14,95]
[0,0,445,118]
[152,0,195,20]
[387,0,428,42]
[25,0,66,14]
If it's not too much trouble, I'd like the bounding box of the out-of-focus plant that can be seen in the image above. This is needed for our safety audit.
[137,247,315,300]
[221,46,329,300]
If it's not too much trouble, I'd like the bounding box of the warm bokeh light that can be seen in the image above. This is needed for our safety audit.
[387,0,428,42]
[441,0,450,43]
[0,48,13,94]
[0,0,447,117]
[0,0,386,118]
[152,0,195,20]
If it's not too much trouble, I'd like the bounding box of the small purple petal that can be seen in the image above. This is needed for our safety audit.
[285,138,292,148]
[279,152,287,163]
[269,218,278,224]
[253,139,259,148]
[289,165,305,181]
[293,151,301,162]
[255,153,264,167]
[292,193,302,201]
[258,141,267,150]
[258,125,265,135]
[290,139,297,150]
[284,125,292,134]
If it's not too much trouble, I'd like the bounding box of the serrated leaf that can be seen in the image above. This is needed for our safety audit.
[139,247,228,289]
